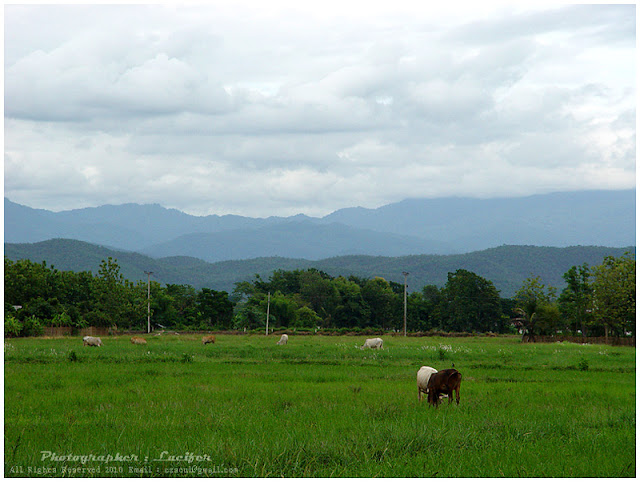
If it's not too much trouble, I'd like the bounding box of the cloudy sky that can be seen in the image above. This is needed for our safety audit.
[4,2,636,217]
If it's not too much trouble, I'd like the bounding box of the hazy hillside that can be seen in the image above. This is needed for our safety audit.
[140,221,450,261]
[322,190,636,251]
[3,198,297,249]
[4,239,634,298]
[4,189,635,260]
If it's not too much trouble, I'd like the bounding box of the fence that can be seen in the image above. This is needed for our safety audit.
[530,335,635,347]
[43,326,73,337]
[78,326,117,337]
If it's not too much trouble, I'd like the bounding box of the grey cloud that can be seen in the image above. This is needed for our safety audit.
[4,4,635,217]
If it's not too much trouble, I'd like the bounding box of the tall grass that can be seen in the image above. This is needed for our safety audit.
[4,335,635,477]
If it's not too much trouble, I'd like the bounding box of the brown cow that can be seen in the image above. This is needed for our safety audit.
[131,337,147,345]
[427,368,461,406]
[202,335,216,345]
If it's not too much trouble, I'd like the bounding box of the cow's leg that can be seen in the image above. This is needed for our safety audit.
[455,386,460,405]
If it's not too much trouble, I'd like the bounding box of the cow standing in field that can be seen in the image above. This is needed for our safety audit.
[277,334,289,345]
[427,368,462,407]
[202,335,216,345]
[361,337,383,349]
[416,366,438,402]
[83,336,102,347]
[130,337,147,345]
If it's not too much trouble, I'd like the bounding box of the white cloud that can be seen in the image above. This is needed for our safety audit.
[3,3,636,217]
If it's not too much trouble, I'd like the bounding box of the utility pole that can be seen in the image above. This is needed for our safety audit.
[402,271,409,337]
[265,291,271,336]
[144,271,153,333]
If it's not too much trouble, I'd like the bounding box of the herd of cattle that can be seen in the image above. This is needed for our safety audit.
[81,335,461,407]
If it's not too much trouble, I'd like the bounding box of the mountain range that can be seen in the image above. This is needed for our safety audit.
[4,239,634,298]
[4,189,635,262]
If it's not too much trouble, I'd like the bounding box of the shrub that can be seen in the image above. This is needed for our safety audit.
[50,312,72,327]
[4,315,23,338]
[73,317,89,329]
[21,316,44,337]
[578,357,589,371]
[67,350,78,362]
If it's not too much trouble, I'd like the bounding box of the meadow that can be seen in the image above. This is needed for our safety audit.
[4,334,636,477]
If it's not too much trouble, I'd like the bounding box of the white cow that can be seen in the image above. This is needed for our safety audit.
[361,337,383,349]
[417,366,438,401]
[276,334,289,345]
[83,336,103,347]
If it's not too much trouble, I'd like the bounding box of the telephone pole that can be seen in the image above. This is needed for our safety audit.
[144,271,153,333]
[265,291,271,336]
[402,271,409,337]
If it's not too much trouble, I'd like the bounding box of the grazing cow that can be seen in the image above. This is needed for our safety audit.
[427,368,462,407]
[416,366,438,401]
[130,337,147,345]
[361,337,383,349]
[82,336,102,347]
[202,335,216,345]
[277,334,289,345]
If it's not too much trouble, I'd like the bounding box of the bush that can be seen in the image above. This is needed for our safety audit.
[578,358,589,371]
[4,315,23,338]
[50,312,72,327]
[21,316,44,337]
[73,317,89,329]
[67,350,78,362]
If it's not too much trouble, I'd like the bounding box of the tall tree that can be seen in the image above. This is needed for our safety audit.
[591,253,636,339]
[299,269,339,324]
[196,288,234,329]
[558,264,593,336]
[513,276,557,342]
[439,269,502,333]
[332,276,370,329]
[361,277,397,330]
[92,257,127,327]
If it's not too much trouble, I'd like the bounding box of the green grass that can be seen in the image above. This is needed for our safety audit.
[4,335,636,477]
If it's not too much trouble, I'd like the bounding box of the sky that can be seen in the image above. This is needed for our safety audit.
[4,2,636,217]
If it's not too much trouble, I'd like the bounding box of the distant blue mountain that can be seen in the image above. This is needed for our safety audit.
[140,221,449,262]
[321,190,636,252]
[4,189,635,260]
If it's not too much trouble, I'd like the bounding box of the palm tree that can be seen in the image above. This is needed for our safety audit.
[513,307,537,343]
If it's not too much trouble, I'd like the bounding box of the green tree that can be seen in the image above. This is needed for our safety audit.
[406,291,435,332]
[299,269,339,325]
[93,257,127,327]
[361,277,396,329]
[332,276,370,329]
[513,276,557,342]
[439,269,502,333]
[196,288,234,329]
[591,253,636,339]
[264,291,298,329]
[166,284,199,327]
[295,306,322,329]
[558,264,593,336]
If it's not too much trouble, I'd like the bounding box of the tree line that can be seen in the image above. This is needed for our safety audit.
[4,252,635,339]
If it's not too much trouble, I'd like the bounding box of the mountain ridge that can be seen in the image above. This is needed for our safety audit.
[4,189,635,260]
[4,238,634,298]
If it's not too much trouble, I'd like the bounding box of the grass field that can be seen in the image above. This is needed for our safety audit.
[4,334,636,477]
